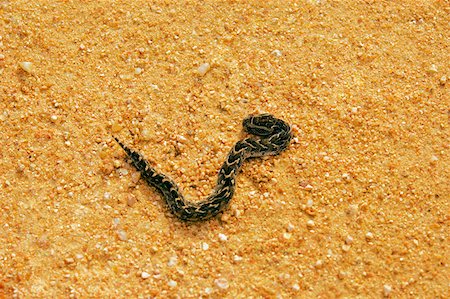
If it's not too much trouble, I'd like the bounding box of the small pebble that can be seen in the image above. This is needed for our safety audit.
[366,232,374,240]
[176,135,187,142]
[338,271,347,280]
[50,115,58,122]
[233,255,243,262]
[345,235,354,244]
[115,230,126,241]
[141,271,151,279]
[16,163,25,173]
[20,61,33,73]
[383,284,392,296]
[292,283,300,291]
[428,64,438,73]
[283,232,292,239]
[141,128,152,141]
[64,257,75,265]
[197,63,210,76]
[306,199,313,207]
[272,49,282,57]
[127,194,136,207]
[314,260,323,268]
[202,242,209,250]
[168,280,177,287]
[135,67,143,75]
[347,204,359,216]
[287,223,295,232]
[117,168,129,176]
[112,218,120,226]
[218,233,228,242]
[113,160,122,168]
[214,278,229,289]
[439,75,447,85]
[168,256,178,267]
[104,192,111,200]
[306,219,315,228]
[204,287,213,294]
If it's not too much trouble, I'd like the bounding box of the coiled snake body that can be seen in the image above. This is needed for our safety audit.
[114,114,292,221]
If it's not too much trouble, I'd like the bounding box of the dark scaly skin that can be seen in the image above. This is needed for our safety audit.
[114,114,292,221]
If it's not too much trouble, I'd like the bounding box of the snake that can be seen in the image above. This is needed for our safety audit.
[114,113,292,221]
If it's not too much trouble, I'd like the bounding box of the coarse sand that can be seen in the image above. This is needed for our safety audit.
[0,1,449,298]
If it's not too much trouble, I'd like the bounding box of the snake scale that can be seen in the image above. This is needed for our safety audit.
[114,113,292,221]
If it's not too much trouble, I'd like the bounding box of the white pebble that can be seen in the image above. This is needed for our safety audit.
[141,128,152,141]
[50,115,58,122]
[141,271,151,279]
[314,260,323,268]
[202,242,209,250]
[283,232,292,239]
[135,67,143,75]
[306,199,314,207]
[306,219,315,228]
[20,61,33,73]
[292,283,300,291]
[167,256,178,267]
[383,284,392,296]
[218,233,228,242]
[345,235,354,244]
[428,64,438,73]
[272,49,282,57]
[168,280,177,287]
[104,192,111,200]
[287,223,295,232]
[248,190,257,197]
[214,278,229,289]
[304,184,313,191]
[117,230,127,241]
[197,63,210,76]
[233,255,243,262]
[204,287,213,294]
[342,244,350,252]
[117,168,129,176]
[366,232,374,240]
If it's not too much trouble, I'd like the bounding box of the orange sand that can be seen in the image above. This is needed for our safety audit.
[0,1,448,298]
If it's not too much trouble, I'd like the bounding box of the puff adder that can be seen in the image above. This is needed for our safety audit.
[114,114,292,222]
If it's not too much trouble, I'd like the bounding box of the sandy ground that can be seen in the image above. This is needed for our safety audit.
[1,1,449,298]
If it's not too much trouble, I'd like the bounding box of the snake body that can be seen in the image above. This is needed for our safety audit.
[114,114,292,221]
